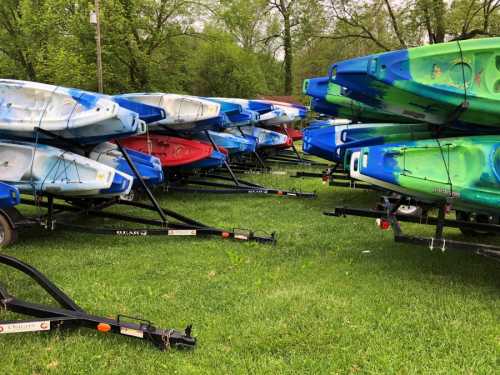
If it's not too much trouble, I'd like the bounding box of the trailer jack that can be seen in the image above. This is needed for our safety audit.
[0,254,196,350]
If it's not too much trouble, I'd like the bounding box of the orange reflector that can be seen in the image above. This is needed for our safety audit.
[277,191,284,196]
[97,323,112,333]
[222,232,230,238]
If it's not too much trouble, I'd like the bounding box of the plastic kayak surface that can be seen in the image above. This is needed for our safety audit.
[331,37,500,127]
[119,135,213,168]
[0,139,133,197]
[352,135,500,213]
[0,182,20,208]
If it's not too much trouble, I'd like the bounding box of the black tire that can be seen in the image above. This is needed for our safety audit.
[0,213,17,248]
[456,211,495,236]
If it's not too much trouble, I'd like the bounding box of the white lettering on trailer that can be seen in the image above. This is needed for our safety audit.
[168,230,196,236]
[0,321,51,334]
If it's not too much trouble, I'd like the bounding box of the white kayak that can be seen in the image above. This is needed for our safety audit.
[210,97,285,122]
[0,140,133,197]
[117,93,221,125]
[0,79,145,143]
[228,126,289,148]
[255,99,308,126]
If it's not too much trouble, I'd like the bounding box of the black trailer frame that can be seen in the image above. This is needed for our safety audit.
[149,128,316,198]
[0,253,196,350]
[0,128,277,246]
[292,163,375,190]
[162,170,316,198]
[0,194,277,247]
[325,196,500,261]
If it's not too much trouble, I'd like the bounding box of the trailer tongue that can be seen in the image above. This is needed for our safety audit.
[0,253,196,350]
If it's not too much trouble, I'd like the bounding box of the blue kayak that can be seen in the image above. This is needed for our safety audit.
[302,123,337,162]
[205,99,257,127]
[181,150,227,170]
[304,76,329,99]
[120,148,164,186]
[113,96,167,124]
[90,143,164,186]
[194,131,256,154]
[310,98,344,117]
[0,182,20,208]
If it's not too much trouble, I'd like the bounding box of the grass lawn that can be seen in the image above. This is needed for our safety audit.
[1,164,499,374]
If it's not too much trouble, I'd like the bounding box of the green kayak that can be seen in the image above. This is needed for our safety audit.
[351,135,500,214]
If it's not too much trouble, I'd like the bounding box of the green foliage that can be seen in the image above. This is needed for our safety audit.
[0,0,498,97]
[191,31,269,98]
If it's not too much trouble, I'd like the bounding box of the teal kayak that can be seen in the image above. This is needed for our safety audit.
[351,135,500,214]
[331,37,500,127]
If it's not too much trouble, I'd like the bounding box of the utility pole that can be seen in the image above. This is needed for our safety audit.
[90,0,103,93]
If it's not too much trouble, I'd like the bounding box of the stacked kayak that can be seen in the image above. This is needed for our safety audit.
[117,93,224,131]
[90,143,164,186]
[304,78,411,123]
[206,98,256,127]
[350,136,500,214]
[229,126,291,148]
[0,80,166,199]
[303,122,337,162]
[304,36,500,217]
[256,99,308,126]
[0,80,146,144]
[0,140,134,197]
[118,135,216,168]
[330,37,500,127]
[303,121,435,162]
[193,130,256,154]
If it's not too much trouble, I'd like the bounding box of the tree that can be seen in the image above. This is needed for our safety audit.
[191,30,269,97]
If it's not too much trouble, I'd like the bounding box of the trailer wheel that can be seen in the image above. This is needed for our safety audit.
[0,213,17,248]
[456,211,495,236]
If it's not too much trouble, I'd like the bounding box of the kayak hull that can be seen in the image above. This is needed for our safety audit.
[0,80,143,144]
[332,38,500,127]
[119,135,213,168]
[0,140,133,197]
[353,135,500,214]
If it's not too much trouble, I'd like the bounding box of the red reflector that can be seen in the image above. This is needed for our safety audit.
[222,232,230,238]
[376,218,391,230]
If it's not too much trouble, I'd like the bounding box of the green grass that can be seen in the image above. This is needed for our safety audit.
[1,165,499,374]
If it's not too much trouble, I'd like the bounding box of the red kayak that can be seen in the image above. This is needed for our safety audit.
[277,127,303,141]
[119,135,213,167]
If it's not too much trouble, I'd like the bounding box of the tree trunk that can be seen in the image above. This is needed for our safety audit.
[282,8,293,95]
[432,0,446,43]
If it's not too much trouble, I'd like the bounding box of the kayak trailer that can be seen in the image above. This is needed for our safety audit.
[325,195,500,261]
[0,129,277,247]
[0,253,196,350]
[159,128,316,198]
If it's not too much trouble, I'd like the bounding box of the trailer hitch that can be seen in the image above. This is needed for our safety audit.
[0,254,196,350]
